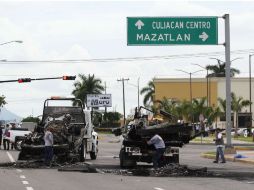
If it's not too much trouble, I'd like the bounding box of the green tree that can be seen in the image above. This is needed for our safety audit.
[175,100,192,122]
[231,92,251,137]
[207,106,222,129]
[140,80,155,107]
[0,95,6,107]
[22,116,40,124]
[206,59,240,77]
[72,74,104,106]
[153,97,179,122]
[192,97,208,122]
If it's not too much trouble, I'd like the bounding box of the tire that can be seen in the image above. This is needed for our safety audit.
[14,139,23,151]
[90,143,98,160]
[120,148,136,168]
[79,139,86,162]
[172,154,179,164]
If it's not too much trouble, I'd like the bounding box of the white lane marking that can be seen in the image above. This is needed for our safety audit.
[16,169,22,173]
[20,175,26,179]
[6,151,15,162]
[247,181,254,184]
[22,181,29,185]
[154,188,165,190]
[26,187,34,190]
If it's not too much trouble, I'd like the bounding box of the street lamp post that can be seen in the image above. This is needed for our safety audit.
[176,69,203,102]
[249,54,254,139]
[127,78,140,108]
[0,40,23,46]
[192,63,209,107]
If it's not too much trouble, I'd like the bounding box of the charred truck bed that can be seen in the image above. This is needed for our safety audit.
[114,106,197,168]
[18,98,87,162]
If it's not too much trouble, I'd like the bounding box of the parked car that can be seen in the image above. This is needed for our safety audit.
[243,128,254,138]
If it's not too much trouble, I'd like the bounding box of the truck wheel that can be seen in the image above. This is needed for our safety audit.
[80,139,86,162]
[172,154,179,164]
[90,143,98,160]
[90,152,97,160]
[120,149,136,168]
[14,140,23,151]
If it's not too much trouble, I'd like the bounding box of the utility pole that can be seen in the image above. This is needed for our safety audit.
[192,63,209,107]
[138,77,140,108]
[117,78,129,126]
[104,82,107,114]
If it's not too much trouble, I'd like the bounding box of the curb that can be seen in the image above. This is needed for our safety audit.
[201,153,254,164]
[234,146,254,151]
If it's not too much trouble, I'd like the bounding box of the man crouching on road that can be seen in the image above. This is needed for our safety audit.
[147,134,165,168]
[44,127,54,166]
[213,128,226,163]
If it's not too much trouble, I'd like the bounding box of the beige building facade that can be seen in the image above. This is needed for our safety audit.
[154,77,254,126]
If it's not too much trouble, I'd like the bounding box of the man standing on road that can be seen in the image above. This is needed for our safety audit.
[147,134,165,168]
[3,124,10,150]
[44,127,54,166]
[213,128,226,163]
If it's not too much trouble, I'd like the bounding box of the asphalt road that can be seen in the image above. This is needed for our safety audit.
[0,134,254,190]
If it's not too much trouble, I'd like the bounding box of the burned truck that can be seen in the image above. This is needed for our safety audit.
[113,107,198,168]
[18,97,98,162]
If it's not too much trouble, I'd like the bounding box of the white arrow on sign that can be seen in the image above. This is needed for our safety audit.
[135,20,144,30]
[199,32,209,41]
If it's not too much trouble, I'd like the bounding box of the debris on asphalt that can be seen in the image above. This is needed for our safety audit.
[101,164,214,177]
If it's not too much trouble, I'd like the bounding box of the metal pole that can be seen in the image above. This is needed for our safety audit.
[117,78,129,126]
[105,82,107,114]
[249,55,252,128]
[207,69,209,107]
[122,79,126,126]
[138,77,140,108]
[224,14,232,148]
[190,73,192,102]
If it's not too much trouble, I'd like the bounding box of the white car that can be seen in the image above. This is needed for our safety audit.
[243,128,254,138]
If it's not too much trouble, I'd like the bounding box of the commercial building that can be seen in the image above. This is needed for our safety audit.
[153,77,253,128]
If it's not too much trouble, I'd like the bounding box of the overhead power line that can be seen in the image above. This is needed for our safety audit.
[0,49,254,64]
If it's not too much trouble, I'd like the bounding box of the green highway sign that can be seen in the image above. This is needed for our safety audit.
[127,17,218,45]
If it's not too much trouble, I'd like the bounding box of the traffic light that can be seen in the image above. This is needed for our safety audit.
[63,76,76,80]
[18,78,31,83]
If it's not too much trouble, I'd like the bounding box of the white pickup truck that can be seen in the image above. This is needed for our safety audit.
[3,127,32,150]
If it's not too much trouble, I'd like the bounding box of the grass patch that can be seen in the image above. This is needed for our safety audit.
[190,137,213,143]
[233,136,254,143]
[203,151,216,155]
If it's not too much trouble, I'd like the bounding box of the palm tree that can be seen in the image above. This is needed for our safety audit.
[206,58,240,77]
[207,106,222,129]
[175,100,192,122]
[0,95,6,112]
[154,97,179,121]
[192,97,207,121]
[72,74,104,106]
[140,80,155,107]
[231,92,251,137]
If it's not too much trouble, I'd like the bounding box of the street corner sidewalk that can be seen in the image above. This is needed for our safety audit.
[202,148,254,164]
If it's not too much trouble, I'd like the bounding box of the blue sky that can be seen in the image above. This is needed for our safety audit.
[1,0,254,118]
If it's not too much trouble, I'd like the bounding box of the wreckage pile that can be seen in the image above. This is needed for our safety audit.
[101,164,215,177]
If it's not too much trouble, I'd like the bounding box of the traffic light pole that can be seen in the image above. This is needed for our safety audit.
[0,76,76,83]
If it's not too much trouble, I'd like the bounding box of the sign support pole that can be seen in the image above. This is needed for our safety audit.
[224,14,235,153]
